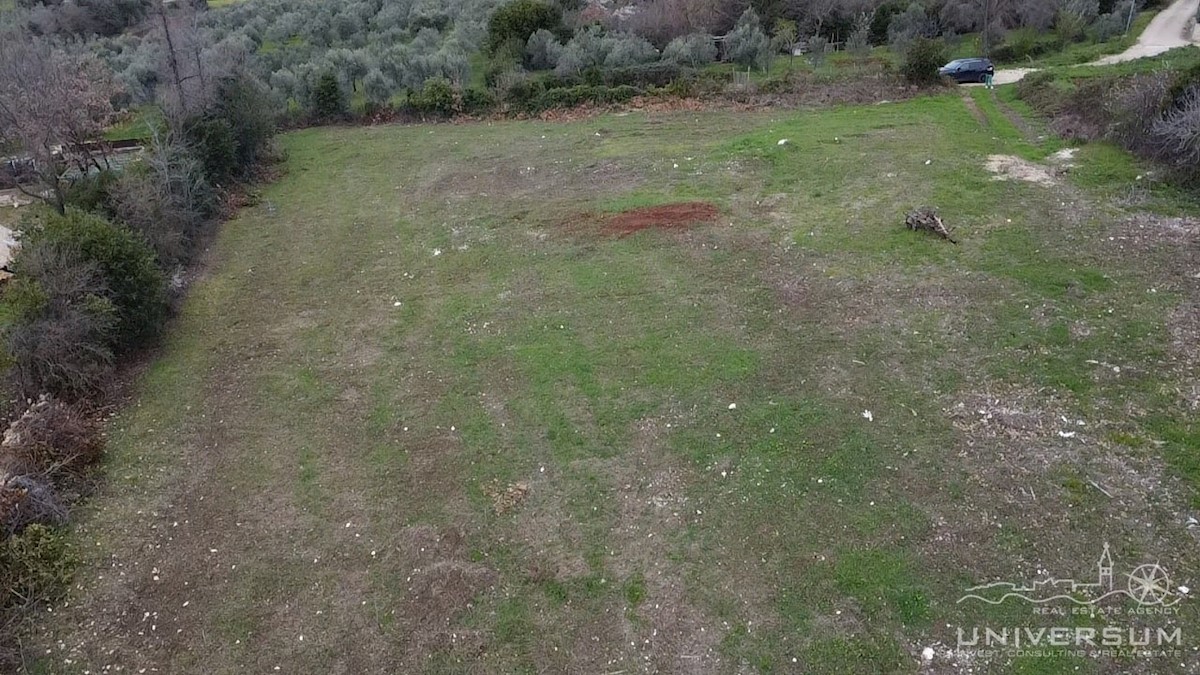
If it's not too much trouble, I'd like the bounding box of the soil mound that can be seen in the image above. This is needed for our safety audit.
[603,202,719,236]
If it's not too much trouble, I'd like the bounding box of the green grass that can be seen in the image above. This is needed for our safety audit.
[25,90,1200,673]
[1066,44,1200,79]
[104,105,163,142]
[1020,10,1160,68]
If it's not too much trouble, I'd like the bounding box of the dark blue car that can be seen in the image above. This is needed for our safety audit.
[939,58,995,84]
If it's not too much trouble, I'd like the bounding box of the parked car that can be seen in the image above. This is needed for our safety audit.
[939,58,995,84]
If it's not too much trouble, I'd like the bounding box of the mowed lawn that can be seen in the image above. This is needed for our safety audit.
[31,93,1200,674]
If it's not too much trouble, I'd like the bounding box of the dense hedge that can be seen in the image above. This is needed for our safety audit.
[19,209,167,351]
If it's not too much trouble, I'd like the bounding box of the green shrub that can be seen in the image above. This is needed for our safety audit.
[901,37,946,86]
[2,243,117,398]
[807,35,829,67]
[1168,61,1200,105]
[725,8,771,70]
[1056,3,1096,44]
[498,73,545,112]
[486,0,563,54]
[1015,70,1071,114]
[662,34,717,68]
[603,34,658,69]
[760,71,798,93]
[537,85,588,109]
[665,77,694,98]
[462,87,498,114]
[887,2,933,48]
[487,38,525,87]
[65,170,119,218]
[534,84,640,110]
[210,75,276,174]
[0,524,76,612]
[310,72,347,121]
[870,2,905,45]
[111,139,216,267]
[1090,11,1126,42]
[184,115,238,184]
[409,77,457,117]
[525,28,563,70]
[602,84,639,103]
[20,209,167,350]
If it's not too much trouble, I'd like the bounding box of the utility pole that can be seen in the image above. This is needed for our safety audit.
[982,0,991,56]
[1124,0,1137,36]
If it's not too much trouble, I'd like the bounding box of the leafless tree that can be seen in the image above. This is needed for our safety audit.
[623,0,746,45]
[1152,87,1200,176]
[1015,0,1059,30]
[0,35,117,213]
[150,0,212,124]
[111,128,214,265]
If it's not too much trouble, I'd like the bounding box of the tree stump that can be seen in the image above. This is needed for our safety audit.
[905,207,957,244]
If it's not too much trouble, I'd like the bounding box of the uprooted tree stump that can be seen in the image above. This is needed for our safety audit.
[905,207,957,244]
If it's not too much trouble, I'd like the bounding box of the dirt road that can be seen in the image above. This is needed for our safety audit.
[991,0,1199,84]
[1093,0,1199,63]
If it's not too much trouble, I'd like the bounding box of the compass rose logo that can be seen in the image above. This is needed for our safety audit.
[958,543,1182,607]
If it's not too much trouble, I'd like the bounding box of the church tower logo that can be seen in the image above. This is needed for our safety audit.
[958,543,1181,607]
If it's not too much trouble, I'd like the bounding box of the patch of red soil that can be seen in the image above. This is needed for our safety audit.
[602,201,720,237]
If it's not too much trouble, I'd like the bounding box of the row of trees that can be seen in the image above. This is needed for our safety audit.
[0,3,274,397]
[0,5,275,662]
[6,0,1162,124]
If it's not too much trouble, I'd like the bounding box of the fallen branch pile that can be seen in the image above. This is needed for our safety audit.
[905,207,958,244]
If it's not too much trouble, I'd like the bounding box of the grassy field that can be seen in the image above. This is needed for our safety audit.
[104,106,164,142]
[26,90,1200,673]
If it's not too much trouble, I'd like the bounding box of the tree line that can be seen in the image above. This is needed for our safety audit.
[2,0,1167,126]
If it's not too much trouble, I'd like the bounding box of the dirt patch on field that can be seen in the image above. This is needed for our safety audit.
[961,95,987,125]
[1105,212,1200,283]
[985,155,1058,186]
[600,416,730,671]
[990,92,1038,143]
[602,202,720,237]
[1113,212,1200,248]
[1168,300,1200,374]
